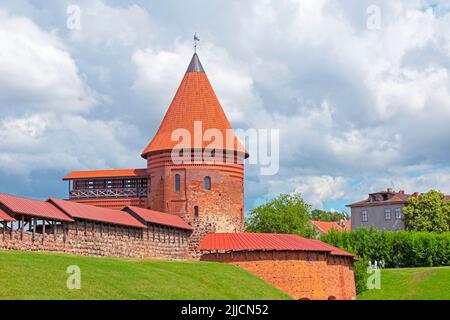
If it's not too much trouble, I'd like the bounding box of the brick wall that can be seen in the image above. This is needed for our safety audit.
[146,151,245,233]
[201,251,356,300]
[0,220,190,259]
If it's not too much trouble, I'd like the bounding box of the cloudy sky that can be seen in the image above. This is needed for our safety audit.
[0,0,449,212]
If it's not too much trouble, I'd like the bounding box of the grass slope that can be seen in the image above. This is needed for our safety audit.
[358,267,450,300]
[0,250,290,300]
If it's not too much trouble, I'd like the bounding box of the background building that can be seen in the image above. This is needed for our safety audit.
[348,188,418,231]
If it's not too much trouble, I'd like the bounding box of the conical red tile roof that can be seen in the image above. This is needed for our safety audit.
[141,53,248,158]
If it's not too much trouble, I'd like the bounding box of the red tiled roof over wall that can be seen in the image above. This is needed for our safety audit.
[124,206,193,230]
[141,54,248,158]
[0,208,15,222]
[311,221,342,234]
[198,233,353,257]
[63,169,148,180]
[48,198,146,229]
[0,194,73,222]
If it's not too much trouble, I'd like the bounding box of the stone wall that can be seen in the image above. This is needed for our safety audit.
[201,251,356,300]
[186,215,244,259]
[0,220,190,260]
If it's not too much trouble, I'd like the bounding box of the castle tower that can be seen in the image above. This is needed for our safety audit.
[141,53,248,233]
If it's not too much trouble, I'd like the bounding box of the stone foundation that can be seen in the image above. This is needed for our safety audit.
[201,251,356,300]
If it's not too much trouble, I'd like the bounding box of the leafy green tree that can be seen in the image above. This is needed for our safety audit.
[403,190,450,233]
[246,193,317,238]
[310,209,349,222]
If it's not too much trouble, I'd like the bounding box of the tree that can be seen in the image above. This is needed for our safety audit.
[403,190,450,233]
[310,209,349,222]
[245,193,317,238]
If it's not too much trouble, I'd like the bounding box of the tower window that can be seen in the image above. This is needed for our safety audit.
[194,206,199,219]
[204,176,211,191]
[174,174,181,192]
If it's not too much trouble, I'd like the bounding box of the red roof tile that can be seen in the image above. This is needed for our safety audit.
[198,233,353,257]
[63,169,147,180]
[48,198,146,229]
[0,208,15,222]
[141,54,248,158]
[308,239,354,257]
[124,206,193,230]
[0,194,73,222]
[344,220,351,232]
[311,221,343,234]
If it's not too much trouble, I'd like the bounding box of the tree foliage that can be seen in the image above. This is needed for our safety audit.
[320,227,450,268]
[403,190,450,233]
[310,209,349,222]
[245,193,317,238]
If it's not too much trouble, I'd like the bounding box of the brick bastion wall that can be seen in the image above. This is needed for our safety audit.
[201,251,356,300]
[0,221,190,259]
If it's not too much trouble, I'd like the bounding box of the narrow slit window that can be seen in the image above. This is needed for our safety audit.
[175,174,181,192]
[204,177,211,191]
[194,206,199,219]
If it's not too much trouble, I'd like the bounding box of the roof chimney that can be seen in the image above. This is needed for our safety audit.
[387,188,394,193]
[399,190,405,194]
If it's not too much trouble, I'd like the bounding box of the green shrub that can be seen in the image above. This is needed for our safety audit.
[353,257,370,295]
[320,228,450,268]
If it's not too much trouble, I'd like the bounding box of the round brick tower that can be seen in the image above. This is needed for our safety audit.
[141,53,248,234]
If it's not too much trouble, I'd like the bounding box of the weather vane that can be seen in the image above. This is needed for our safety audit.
[194,33,200,53]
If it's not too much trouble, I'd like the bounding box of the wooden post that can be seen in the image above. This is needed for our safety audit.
[32,218,36,242]
[153,225,155,241]
[84,220,87,236]
[20,216,24,241]
[75,220,78,236]
[53,221,57,240]
[42,220,46,243]
[63,223,67,243]
[9,221,13,240]
[2,221,5,241]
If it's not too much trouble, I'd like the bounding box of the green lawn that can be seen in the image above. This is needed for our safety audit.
[358,267,450,300]
[0,250,290,300]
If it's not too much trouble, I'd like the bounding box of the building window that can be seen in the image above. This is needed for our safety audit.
[174,174,181,192]
[395,208,402,220]
[361,210,368,222]
[385,208,391,220]
[194,206,199,219]
[204,176,211,191]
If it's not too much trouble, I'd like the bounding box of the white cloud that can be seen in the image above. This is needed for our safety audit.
[267,175,348,209]
[1,0,450,209]
[0,9,97,113]
[68,0,154,47]
[0,113,144,175]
